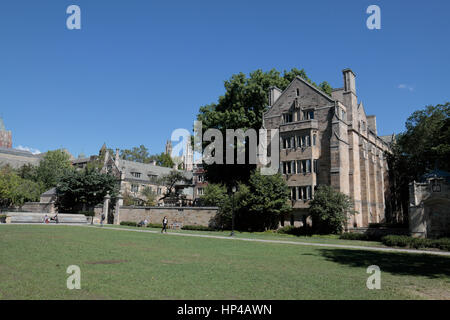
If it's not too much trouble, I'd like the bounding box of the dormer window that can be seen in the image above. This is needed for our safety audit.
[131,172,141,178]
[283,113,293,123]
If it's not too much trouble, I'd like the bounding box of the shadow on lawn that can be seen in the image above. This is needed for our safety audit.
[319,249,450,279]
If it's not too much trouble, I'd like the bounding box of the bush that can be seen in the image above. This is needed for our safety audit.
[339,232,382,241]
[120,221,137,227]
[147,223,163,228]
[181,225,216,231]
[277,226,313,236]
[381,235,450,251]
[381,235,410,247]
[339,233,370,241]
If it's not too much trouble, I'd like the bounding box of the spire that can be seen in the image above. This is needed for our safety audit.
[0,117,5,131]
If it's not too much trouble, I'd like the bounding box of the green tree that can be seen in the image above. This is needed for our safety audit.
[141,186,157,206]
[35,149,73,190]
[0,166,42,207]
[120,145,152,163]
[200,183,232,228]
[197,68,332,188]
[149,152,175,168]
[55,167,119,213]
[386,102,449,223]
[157,170,189,204]
[398,102,450,174]
[238,171,291,231]
[309,185,354,234]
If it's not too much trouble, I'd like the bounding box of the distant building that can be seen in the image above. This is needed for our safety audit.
[0,118,43,168]
[76,146,195,207]
[0,118,12,149]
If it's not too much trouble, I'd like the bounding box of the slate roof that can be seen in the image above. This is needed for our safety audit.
[119,159,193,184]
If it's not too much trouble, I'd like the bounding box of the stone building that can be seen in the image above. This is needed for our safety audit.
[77,145,194,207]
[0,118,12,149]
[263,68,392,229]
[409,170,450,238]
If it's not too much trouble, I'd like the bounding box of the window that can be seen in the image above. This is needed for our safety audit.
[283,113,293,123]
[296,160,302,174]
[131,172,141,178]
[296,88,300,96]
[314,159,319,174]
[197,188,204,196]
[313,134,317,146]
[131,184,139,193]
[157,188,162,195]
[341,109,346,120]
[298,186,312,200]
[309,111,314,120]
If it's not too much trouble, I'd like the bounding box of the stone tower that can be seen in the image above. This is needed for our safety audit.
[183,141,194,171]
[0,118,12,149]
[165,140,173,156]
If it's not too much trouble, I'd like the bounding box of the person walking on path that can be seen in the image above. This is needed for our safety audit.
[161,216,168,233]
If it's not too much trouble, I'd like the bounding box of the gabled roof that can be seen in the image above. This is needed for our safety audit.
[264,76,335,117]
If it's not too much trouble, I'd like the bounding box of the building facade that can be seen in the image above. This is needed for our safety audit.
[263,68,392,229]
[0,118,12,149]
[409,170,450,238]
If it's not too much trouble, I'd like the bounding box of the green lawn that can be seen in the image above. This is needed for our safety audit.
[0,225,449,300]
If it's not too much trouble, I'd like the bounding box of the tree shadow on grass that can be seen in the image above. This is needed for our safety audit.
[319,249,450,279]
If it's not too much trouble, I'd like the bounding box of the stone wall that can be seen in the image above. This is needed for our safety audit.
[117,206,219,228]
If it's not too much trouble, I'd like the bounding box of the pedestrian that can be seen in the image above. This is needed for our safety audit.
[161,216,168,233]
[44,214,49,224]
[101,213,105,227]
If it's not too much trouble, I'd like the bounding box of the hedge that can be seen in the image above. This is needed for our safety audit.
[181,225,216,231]
[277,226,313,236]
[147,223,163,228]
[120,221,138,227]
[381,235,450,251]
[339,232,382,241]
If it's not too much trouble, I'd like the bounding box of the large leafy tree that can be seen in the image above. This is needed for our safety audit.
[386,102,449,223]
[197,68,332,188]
[157,170,190,204]
[35,149,73,190]
[149,152,175,168]
[398,102,450,174]
[238,170,291,231]
[201,171,291,231]
[0,165,42,207]
[120,145,152,163]
[309,185,354,234]
[55,167,119,213]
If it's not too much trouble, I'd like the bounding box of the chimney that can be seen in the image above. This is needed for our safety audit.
[342,69,358,127]
[268,86,282,106]
[115,148,120,167]
[343,68,356,94]
[367,115,377,135]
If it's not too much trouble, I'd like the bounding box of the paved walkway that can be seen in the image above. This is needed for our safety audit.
[84,225,450,257]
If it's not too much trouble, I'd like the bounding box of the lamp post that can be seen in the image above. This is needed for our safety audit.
[230,186,237,236]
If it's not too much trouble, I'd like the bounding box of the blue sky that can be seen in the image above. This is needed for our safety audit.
[0,0,449,157]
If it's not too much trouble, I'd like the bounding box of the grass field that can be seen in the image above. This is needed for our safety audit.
[0,225,449,300]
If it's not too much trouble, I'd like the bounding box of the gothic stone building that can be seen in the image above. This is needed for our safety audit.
[263,69,392,229]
